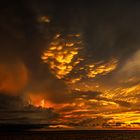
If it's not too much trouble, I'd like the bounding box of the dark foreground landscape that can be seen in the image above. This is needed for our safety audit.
[0,125,140,140]
[1,130,140,140]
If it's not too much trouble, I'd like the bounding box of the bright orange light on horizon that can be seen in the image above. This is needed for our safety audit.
[27,93,55,108]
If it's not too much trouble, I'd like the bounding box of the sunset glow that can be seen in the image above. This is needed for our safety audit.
[0,0,140,131]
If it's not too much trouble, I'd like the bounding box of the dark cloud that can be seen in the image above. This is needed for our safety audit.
[74,117,112,127]
[114,100,131,108]
[84,1,140,61]
[0,94,25,110]
[0,94,59,124]
[70,90,101,100]
[0,109,59,124]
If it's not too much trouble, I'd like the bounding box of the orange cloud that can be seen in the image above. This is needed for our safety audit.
[41,33,83,79]
[0,62,28,95]
[87,59,118,78]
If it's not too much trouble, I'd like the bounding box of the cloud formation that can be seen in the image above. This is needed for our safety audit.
[0,0,140,129]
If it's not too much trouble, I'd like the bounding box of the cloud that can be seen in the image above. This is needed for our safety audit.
[0,94,59,124]
[0,62,28,95]
[0,94,25,110]
[70,90,101,100]
[73,117,112,127]
[114,100,131,108]
[116,50,140,86]
[0,0,140,128]
[0,108,59,124]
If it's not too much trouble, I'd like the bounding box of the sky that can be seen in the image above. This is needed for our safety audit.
[0,0,140,129]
